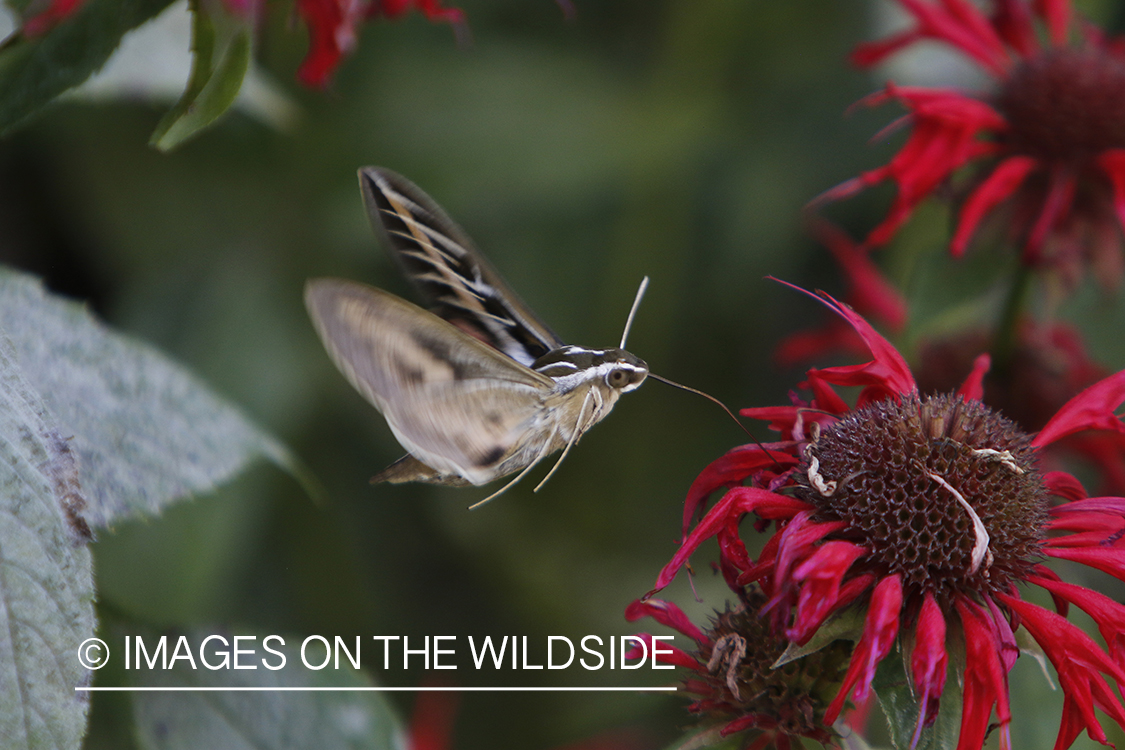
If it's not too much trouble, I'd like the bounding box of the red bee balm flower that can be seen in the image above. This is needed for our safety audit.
[648,290,1125,750]
[626,591,851,749]
[820,0,1125,286]
[295,0,464,88]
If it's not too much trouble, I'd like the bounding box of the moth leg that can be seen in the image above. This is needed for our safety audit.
[468,426,559,510]
[533,389,593,493]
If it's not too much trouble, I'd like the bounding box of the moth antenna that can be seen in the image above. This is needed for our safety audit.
[648,373,784,470]
[533,390,593,493]
[468,430,557,510]
[619,276,649,349]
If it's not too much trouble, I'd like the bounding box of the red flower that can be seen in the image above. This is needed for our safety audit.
[626,595,848,749]
[818,0,1125,288]
[21,0,85,36]
[296,0,464,88]
[647,290,1125,750]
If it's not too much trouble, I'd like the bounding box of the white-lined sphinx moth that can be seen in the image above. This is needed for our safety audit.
[306,168,648,504]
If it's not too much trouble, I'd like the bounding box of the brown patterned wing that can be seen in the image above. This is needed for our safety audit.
[305,278,554,485]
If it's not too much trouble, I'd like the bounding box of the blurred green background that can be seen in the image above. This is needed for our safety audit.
[5,0,1125,748]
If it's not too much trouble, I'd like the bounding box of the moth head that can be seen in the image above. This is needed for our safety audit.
[604,349,648,393]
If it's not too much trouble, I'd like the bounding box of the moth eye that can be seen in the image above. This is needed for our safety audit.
[607,369,630,388]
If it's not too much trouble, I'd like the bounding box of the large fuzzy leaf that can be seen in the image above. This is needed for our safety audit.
[0,266,298,527]
[0,335,95,750]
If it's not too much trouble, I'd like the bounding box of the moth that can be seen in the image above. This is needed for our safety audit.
[305,167,649,506]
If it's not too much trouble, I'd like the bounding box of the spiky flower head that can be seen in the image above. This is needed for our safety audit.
[819,0,1125,290]
[644,289,1125,750]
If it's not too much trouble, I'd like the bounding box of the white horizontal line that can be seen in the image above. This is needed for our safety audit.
[76,686,678,693]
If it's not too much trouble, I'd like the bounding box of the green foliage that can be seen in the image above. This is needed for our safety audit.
[0,266,303,747]
[149,0,251,152]
[0,0,176,134]
[0,267,297,527]
[871,645,964,750]
[0,335,95,750]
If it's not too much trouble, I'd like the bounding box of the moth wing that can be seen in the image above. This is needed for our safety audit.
[358,167,566,366]
[305,278,553,484]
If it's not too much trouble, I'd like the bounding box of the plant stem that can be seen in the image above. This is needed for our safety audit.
[991,262,1033,377]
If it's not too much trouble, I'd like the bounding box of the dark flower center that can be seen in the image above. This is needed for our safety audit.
[996,48,1125,163]
[797,393,1047,608]
[695,589,849,738]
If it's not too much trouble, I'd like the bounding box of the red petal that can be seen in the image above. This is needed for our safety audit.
[911,594,949,745]
[957,353,991,401]
[773,284,915,398]
[1097,149,1125,233]
[296,0,364,88]
[624,599,709,645]
[825,574,902,724]
[1024,170,1077,262]
[1038,0,1072,46]
[993,0,1040,56]
[1045,545,1125,584]
[771,512,849,596]
[774,320,869,368]
[650,488,810,593]
[891,0,1009,74]
[623,632,702,671]
[21,0,85,36]
[950,155,1036,257]
[788,541,867,643]
[955,598,1012,750]
[1030,575,1125,664]
[999,593,1125,747]
[683,445,798,535]
[1043,470,1089,501]
[375,0,465,23]
[851,31,923,68]
[812,219,908,331]
[1033,371,1125,448]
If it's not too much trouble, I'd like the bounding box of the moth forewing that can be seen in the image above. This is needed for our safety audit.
[305,278,555,485]
[357,167,565,366]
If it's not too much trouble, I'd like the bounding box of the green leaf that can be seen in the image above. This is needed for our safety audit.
[0,335,96,750]
[774,607,864,668]
[0,266,301,527]
[871,645,963,750]
[149,0,252,152]
[0,0,177,135]
[130,633,405,750]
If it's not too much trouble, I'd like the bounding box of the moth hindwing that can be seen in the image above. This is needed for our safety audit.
[305,167,649,501]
